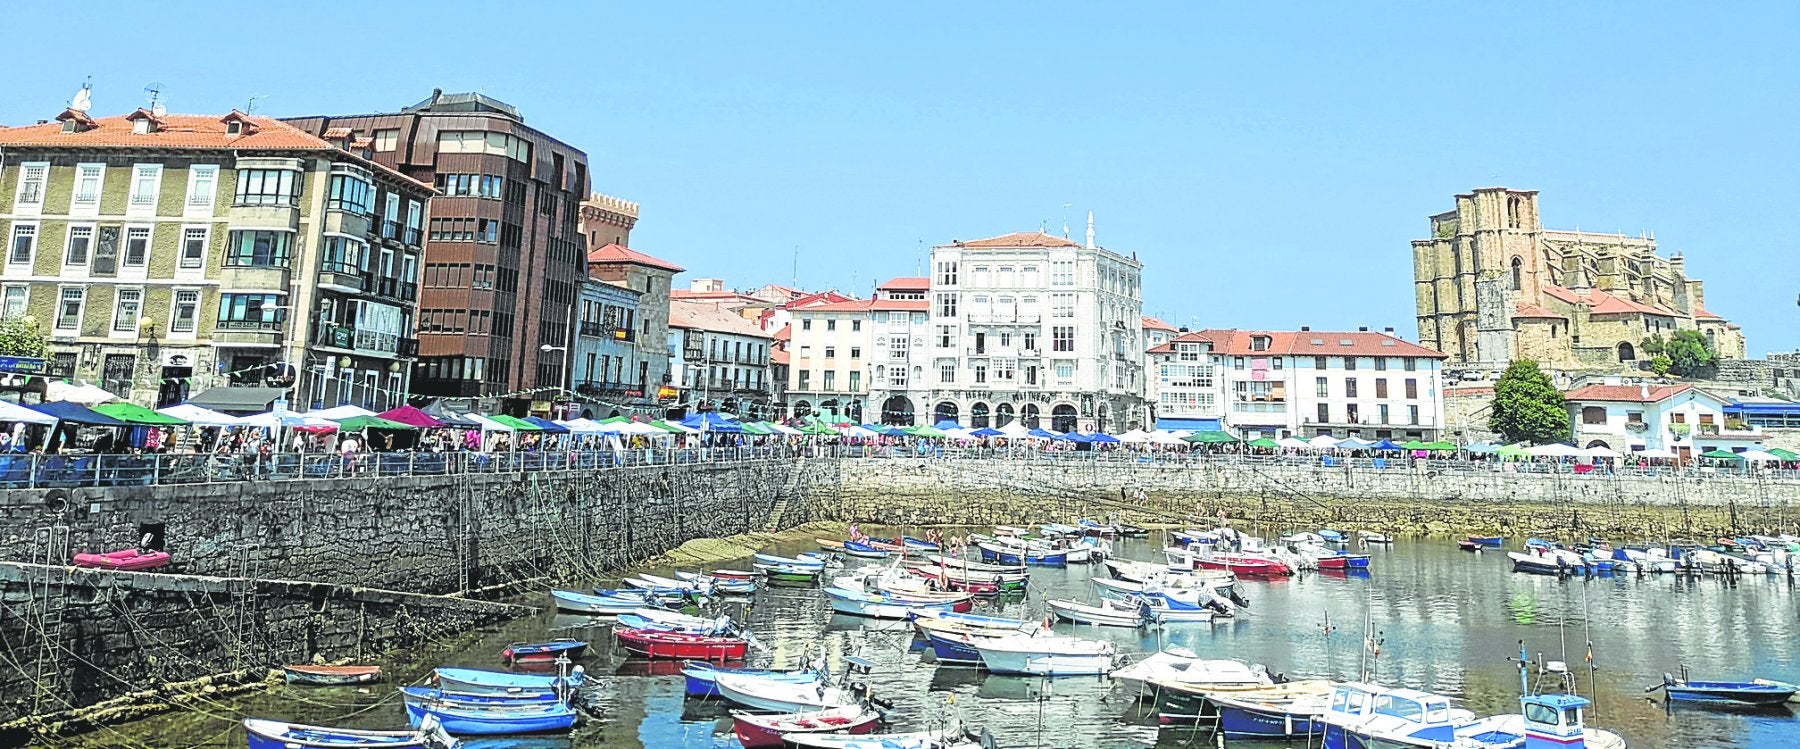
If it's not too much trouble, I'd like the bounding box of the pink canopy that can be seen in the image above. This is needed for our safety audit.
[377,405,443,428]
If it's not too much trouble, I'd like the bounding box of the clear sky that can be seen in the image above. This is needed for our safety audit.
[3,3,1795,351]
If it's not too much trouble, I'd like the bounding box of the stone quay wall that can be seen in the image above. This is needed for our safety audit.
[809,458,1800,540]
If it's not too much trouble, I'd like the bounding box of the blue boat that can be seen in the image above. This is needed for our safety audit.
[616,613,732,635]
[679,661,819,697]
[501,639,586,665]
[434,667,583,697]
[754,552,825,570]
[1657,672,1798,706]
[401,686,560,710]
[900,536,940,551]
[243,719,432,749]
[912,610,1034,629]
[976,541,1067,567]
[1318,529,1346,544]
[842,540,891,559]
[1207,690,1325,740]
[404,699,576,735]
[1468,535,1504,547]
[921,630,982,663]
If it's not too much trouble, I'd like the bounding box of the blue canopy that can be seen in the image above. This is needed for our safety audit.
[1372,439,1403,451]
[1027,428,1060,439]
[1087,433,1120,444]
[28,401,130,427]
[1059,432,1093,443]
[1336,437,1376,449]
[681,412,743,433]
[932,419,963,431]
[970,427,1004,438]
[880,425,911,437]
[524,416,568,433]
[1463,442,1500,454]
[1156,417,1222,432]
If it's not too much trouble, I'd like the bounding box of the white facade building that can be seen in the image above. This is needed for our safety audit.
[1149,328,1448,439]
[668,299,774,418]
[908,225,1145,431]
[1564,382,1762,459]
[1141,316,1179,428]
[783,298,927,423]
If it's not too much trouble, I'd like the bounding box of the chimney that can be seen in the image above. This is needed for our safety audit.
[1300,326,1310,332]
[431,87,443,102]
[1383,326,1395,334]
[1358,326,1369,332]
[1640,383,1650,400]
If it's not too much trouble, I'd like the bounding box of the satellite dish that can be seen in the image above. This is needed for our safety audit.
[70,82,93,113]
[151,101,167,118]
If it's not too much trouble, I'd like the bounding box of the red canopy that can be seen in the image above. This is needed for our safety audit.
[378,404,443,428]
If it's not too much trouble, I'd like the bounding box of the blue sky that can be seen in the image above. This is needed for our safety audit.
[3,3,1795,351]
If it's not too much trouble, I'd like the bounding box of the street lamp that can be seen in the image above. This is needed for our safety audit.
[541,343,571,398]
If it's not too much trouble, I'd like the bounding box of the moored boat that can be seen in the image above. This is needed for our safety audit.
[72,548,171,571]
[976,541,1067,567]
[731,705,882,748]
[501,639,587,665]
[681,661,817,698]
[403,697,577,735]
[964,633,1118,676]
[281,664,382,685]
[824,586,956,619]
[713,672,858,712]
[1313,551,1371,570]
[243,719,438,749]
[1185,551,1292,577]
[1046,598,1144,628]
[1654,672,1799,706]
[1205,681,1335,738]
[549,589,644,615]
[614,629,746,661]
[1110,646,1269,696]
[433,667,583,697]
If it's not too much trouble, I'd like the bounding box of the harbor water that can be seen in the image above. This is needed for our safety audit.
[62,534,1800,748]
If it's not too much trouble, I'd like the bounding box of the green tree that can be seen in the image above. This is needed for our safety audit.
[1649,355,1672,376]
[1663,329,1717,377]
[1640,334,1665,357]
[1488,360,1571,445]
[0,316,49,359]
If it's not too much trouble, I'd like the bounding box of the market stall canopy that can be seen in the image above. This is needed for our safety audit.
[1147,430,1190,445]
[909,425,949,438]
[1738,449,1782,462]
[237,411,339,431]
[464,413,515,433]
[489,415,542,432]
[523,416,568,433]
[842,425,879,439]
[0,400,58,425]
[1087,433,1120,444]
[1246,437,1281,449]
[1462,442,1500,455]
[1276,436,1312,450]
[879,425,910,437]
[420,401,482,428]
[558,418,606,434]
[932,419,963,431]
[1400,440,1430,451]
[93,402,189,426]
[309,405,377,420]
[738,422,774,436]
[764,422,804,436]
[1496,443,1529,459]
[1424,441,1458,452]
[378,405,443,428]
[28,401,131,427]
[1182,430,1241,444]
[1524,443,1583,458]
[1637,448,1678,459]
[996,422,1032,438]
[1580,445,1622,459]
[942,427,976,440]
[45,381,120,406]
[1768,448,1800,461]
[1372,439,1403,451]
[650,419,696,434]
[1114,429,1151,444]
[1336,437,1377,450]
[623,421,674,436]
[181,386,286,414]
[157,403,243,427]
[1057,432,1092,443]
[1307,434,1341,450]
[682,412,743,433]
[333,415,419,431]
[1025,428,1060,440]
[1700,449,1743,461]
[803,423,841,435]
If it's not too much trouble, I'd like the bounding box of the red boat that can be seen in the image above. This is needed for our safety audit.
[501,638,588,664]
[1192,553,1292,576]
[1457,539,1481,552]
[72,549,171,571]
[732,705,882,748]
[707,569,756,582]
[614,628,746,661]
[1313,553,1370,570]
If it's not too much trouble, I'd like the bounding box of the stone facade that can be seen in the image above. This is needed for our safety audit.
[1413,187,1746,372]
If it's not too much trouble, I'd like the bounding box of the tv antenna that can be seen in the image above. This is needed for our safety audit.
[246,94,268,115]
[144,81,166,117]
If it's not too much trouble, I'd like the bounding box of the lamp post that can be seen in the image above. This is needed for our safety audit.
[541,343,570,415]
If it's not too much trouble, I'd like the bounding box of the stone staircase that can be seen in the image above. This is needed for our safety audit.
[764,459,806,531]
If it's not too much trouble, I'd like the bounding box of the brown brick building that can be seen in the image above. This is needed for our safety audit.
[287,91,590,411]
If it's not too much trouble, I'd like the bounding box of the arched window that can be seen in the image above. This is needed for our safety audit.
[1511,256,1523,291]
[1617,342,1635,362]
[794,400,812,418]
[994,403,1015,427]
[1020,404,1041,429]
[1051,404,1078,433]
[971,402,990,428]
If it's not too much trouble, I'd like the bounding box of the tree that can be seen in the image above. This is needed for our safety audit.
[1649,355,1672,376]
[1488,360,1571,445]
[0,316,49,359]
[1640,334,1665,357]
[1663,329,1717,377]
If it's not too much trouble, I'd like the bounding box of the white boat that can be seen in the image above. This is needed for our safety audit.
[626,608,733,632]
[1359,531,1393,544]
[1135,596,1215,624]
[784,727,980,749]
[1110,646,1270,693]
[713,672,858,712]
[1317,683,1481,748]
[549,589,644,615]
[1103,557,1199,583]
[823,586,952,619]
[1090,577,1239,616]
[1280,532,1326,545]
[965,633,1118,676]
[1047,598,1144,628]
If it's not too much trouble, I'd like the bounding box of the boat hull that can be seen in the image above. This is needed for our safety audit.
[403,701,575,735]
[922,630,984,663]
[681,663,816,697]
[731,707,880,748]
[1215,702,1321,739]
[614,629,745,660]
[282,665,382,685]
[243,719,427,749]
[977,543,1067,567]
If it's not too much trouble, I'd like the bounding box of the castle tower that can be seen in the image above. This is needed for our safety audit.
[1413,187,1544,364]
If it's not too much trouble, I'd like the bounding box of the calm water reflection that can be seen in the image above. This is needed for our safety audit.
[63,536,1800,748]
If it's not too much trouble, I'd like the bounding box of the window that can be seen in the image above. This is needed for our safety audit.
[180,227,208,268]
[169,289,199,333]
[129,164,162,206]
[1023,332,1037,351]
[1404,378,1418,399]
[9,224,37,265]
[217,293,285,326]
[890,366,908,388]
[1052,326,1075,352]
[850,347,861,359]
[65,226,94,266]
[798,370,812,390]
[1317,404,1330,423]
[1345,378,1359,398]
[55,287,85,329]
[801,319,812,331]
[15,163,47,205]
[327,168,374,214]
[1347,404,1360,423]
[235,168,300,206]
[1375,357,1388,371]
[226,230,293,267]
[1408,405,1420,425]
[936,261,958,285]
[1378,404,1390,424]
[1581,406,1607,425]
[890,336,909,360]
[1,285,26,319]
[1403,357,1416,371]
[848,371,861,391]
[1233,357,1245,370]
[936,293,958,317]
[1345,357,1358,371]
[322,236,366,273]
[123,227,150,266]
[1315,376,1329,397]
[823,371,836,390]
[373,129,399,152]
[1627,411,1645,424]
[937,325,955,348]
[851,320,861,332]
[1051,261,1074,286]
[112,288,143,331]
[1273,357,1283,370]
[73,164,103,205]
[824,346,836,359]
[826,319,837,332]
[1314,355,1328,369]
[974,364,987,383]
[1055,360,1074,380]
[1375,378,1389,398]
[940,363,955,383]
[1251,335,1271,351]
[1051,293,1075,318]
[186,165,218,208]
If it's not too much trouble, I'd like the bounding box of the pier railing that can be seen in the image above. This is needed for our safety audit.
[0,445,1793,489]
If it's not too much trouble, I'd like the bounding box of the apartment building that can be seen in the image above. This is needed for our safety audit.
[668,300,773,418]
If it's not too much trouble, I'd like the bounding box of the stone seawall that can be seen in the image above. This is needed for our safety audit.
[810,458,1800,539]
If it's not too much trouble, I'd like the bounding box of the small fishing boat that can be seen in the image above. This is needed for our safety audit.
[281,664,382,685]
[923,554,1025,574]
[1206,681,1336,738]
[1509,549,1595,576]
[614,628,746,661]
[549,589,644,615]
[1185,551,1293,577]
[976,541,1067,567]
[920,628,989,664]
[1116,523,1150,538]
[713,672,858,712]
[824,586,955,619]
[434,667,583,698]
[782,727,982,749]
[1652,671,1799,706]
[1318,529,1346,544]
[672,570,756,594]
[616,610,734,636]
[243,719,438,749]
[1316,683,1479,747]
[1752,678,1800,703]
[1134,595,1216,624]
[963,633,1118,676]
[870,535,940,551]
[1110,647,1270,696]
[757,563,822,584]
[754,552,827,570]
[732,705,883,748]
[911,609,1038,637]
[1359,531,1393,544]
[1046,598,1144,628]
[841,540,893,560]
[1103,557,1198,583]
[993,525,1030,537]
[1040,522,1083,538]
[501,639,587,665]
[680,661,818,698]
[400,686,561,711]
[1313,551,1371,570]
[1458,539,1482,552]
[404,697,577,735]
[72,548,171,572]
[1077,519,1118,538]
[1468,535,1505,547]
[704,568,757,581]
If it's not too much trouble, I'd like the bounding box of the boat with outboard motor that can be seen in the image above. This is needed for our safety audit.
[680,661,819,698]
[1046,597,1145,628]
[957,632,1118,676]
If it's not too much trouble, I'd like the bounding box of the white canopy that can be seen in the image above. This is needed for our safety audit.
[1277,436,1313,450]
[1115,429,1152,444]
[556,418,606,435]
[1637,447,1678,459]
[0,400,58,425]
[307,405,377,420]
[1580,446,1622,459]
[842,425,879,439]
[942,427,976,440]
[1739,449,1783,462]
[997,421,1032,438]
[44,381,118,405]
[465,413,514,433]
[622,421,673,436]
[1148,430,1190,445]
[237,411,340,430]
[157,403,243,427]
[764,423,804,436]
[1525,443,1584,457]
[1307,434,1341,450]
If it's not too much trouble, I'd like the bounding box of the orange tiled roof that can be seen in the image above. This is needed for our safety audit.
[587,243,685,273]
[1159,329,1447,359]
[1694,307,1725,321]
[1141,316,1177,331]
[951,231,1082,249]
[878,276,930,291]
[793,299,929,314]
[1541,285,1677,317]
[770,346,790,365]
[772,324,792,342]
[1513,302,1565,319]
[668,300,770,338]
[1563,383,1697,403]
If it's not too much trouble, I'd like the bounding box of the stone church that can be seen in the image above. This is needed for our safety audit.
[1412,187,1744,371]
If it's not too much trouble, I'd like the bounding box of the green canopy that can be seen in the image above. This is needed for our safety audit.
[92,402,189,426]
[598,415,631,424]
[1769,448,1800,461]
[800,423,838,435]
[1183,430,1241,444]
[488,414,541,431]
[907,425,948,438]
[1496,444,1529,459]
[1700,449,1743,460]
[1423,440,1458,451]
[648,419,688,433]
[1246,437,1280,449]
[1401,440,1429,450]
[739,422,774,435]
[334,414,419,431]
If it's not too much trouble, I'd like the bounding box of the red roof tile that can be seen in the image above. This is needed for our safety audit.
[793,298,929,314]
[1563,384,1696,403]
[951,231,1082,249]
[770,346,790,365]
[322,126,353,139]
[773,325,792,342]
[1694,307,1724,321]
[878,276,930,291]
[1164,329,1447,359]
[587,243,685,273]
[1541,286,1676,317]
[1513,303,1565,319]
[1141,316,1177,331]
[668,300,770,338]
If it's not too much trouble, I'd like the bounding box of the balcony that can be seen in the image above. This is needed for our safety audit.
[404,227,422,247]
[381,220,403,242]
[398,337,419,358]
[353,329,401,356]
[214,320,284,346]
[1230,401,1288,415]
[360,273,418,302]
[314,321,355,350]
[579,321,604,338]
[318,260,364,293]
[575,380,646,397]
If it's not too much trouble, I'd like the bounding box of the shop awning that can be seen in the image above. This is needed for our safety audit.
[183,386,288,413]
[1156,418,1221,432]
[0,400,58,425]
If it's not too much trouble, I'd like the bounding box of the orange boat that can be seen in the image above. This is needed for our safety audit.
[282,664,383,685]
